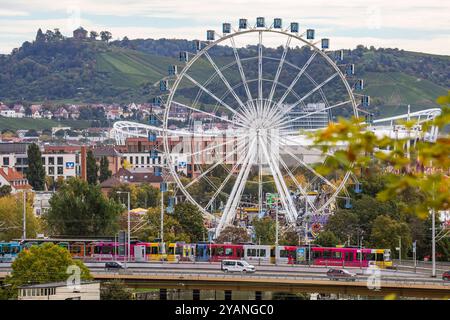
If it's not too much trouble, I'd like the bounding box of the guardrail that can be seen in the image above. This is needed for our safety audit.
[92,270,450,287]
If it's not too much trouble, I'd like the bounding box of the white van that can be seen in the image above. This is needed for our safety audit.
[221,260,256,273]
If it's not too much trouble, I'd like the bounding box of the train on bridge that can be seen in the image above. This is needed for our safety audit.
[0,239,392,269]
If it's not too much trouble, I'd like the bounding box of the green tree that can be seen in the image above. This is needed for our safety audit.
[26,143,45,190]
[35,28,45,42]
[136,207,188,243]
[314,231,340,247]
[44,178,123,236]
[89,31,98,40]
[135,184,159,208]
[325,210,359,243]
[173,203,206,242]
[280,229,299,245]
[0,195,40,241]
[253,217,276,245]
[100,280,132,300]
[99,156,112,183]
[4,243,91,298]
[371,215,411,258]
[216,226,250,243]
[100,31,112,43]
[0,185,12,197]
[86,150,98,185]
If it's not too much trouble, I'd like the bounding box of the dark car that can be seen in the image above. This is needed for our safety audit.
[105,261,124,270]
[326,268,357,281]
[443,271,450,281]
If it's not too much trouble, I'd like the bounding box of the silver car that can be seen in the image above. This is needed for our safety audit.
[326,268,357,281]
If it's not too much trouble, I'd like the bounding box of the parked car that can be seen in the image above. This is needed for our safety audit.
[442,271,450,281]
[326,268,357,281]
[221,260,255,273]
[105,261,124,270]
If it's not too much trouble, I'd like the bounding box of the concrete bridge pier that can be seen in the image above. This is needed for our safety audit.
[160,288,167,300]
[193,289,200,300]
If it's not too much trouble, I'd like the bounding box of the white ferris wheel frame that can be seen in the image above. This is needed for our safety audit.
[162,26,360,237]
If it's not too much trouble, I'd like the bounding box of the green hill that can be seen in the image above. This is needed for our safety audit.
[0,32,448,118]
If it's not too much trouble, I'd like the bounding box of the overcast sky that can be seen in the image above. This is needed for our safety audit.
[0,0,449,55]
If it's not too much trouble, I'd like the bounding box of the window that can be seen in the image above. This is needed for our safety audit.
[332,251,342,259]
[237,262,244,267]
[323,250,331,259]
[259,249,266,257]
[57,157,63,165]
[48,167,55,175]
[247,249,256,257]
[129,157,133,164]
[345,252,353,261]
[3,157,9,166]
[280,250,289,258]
[57,167,63,175]
[49,157,55,165]
[225,248,233,256]
[216,247,224,256]
[312,250,322,259]
[151,246,159,254]
[141,156,144,164]
[41,157,46,164]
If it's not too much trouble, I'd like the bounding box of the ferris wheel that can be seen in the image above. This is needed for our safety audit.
[158,17,368,238]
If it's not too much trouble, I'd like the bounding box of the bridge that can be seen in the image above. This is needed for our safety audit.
[2,263,449,299]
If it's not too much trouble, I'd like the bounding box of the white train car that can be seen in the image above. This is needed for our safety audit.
[243,245,272,264]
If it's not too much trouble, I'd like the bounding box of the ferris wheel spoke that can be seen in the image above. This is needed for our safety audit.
[275,136,338,192]
[172,98,248,129]
[274,72,339,124]
[259,137,298,224]
[205,159,243,211]
[258,31,263,107]
[203,51,252,117]
[184,136,248,189]
[277,99,351,130]
[265,36,292,110]
[318,171,352,213]
[267,51,318,121]
[229,36,256,113]
[183,74,249,126]
[265,134,318,211]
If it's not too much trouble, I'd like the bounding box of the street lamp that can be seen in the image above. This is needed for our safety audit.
[116,191,131,263]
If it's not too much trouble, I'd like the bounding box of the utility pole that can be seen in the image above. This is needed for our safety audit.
[116,191,131,265]
[275,204,279,265]
[160,183,165,256]
[127,191,130,263]
[431,208,436,277]
[22,191,26,240]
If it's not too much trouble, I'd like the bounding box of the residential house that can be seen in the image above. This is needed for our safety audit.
[30,105,43,119]
[0,167,32,193]
[13,104,25,118]
[54,107,69,119]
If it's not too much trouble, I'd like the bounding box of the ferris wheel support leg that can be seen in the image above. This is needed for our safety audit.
[216,137,257,237]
